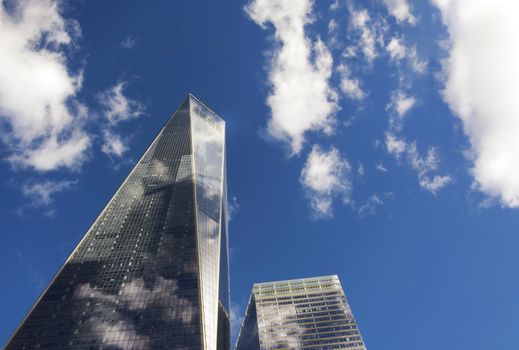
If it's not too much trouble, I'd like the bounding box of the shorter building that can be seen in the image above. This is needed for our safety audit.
[235,275,366,350]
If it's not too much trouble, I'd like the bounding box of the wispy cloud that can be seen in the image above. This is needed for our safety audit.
[386,36,427,73]
[22,179,75,207]
[357,162,365,177]
[386,37,407,61]
[338,63,366,100]
[97,82,145,157]
[20,179,76,216]
[380,14,444,197]
[386,90,417,131]
[97,82,145,125]
[407,46,427,74]
[300,145,352,218]
[347,6,386,63]
[246,0,339,154]
[433,0,519,207]
[0,0,90,172]
[381,0,417,25]
[386,135,452,194]
[356,192,395,217]
[228,196,240,221]
[120,36,136,49]
[385,132,407,158]
[407,143,452,194]
[384,86,451,194]
[375,162,388,172]
[101,130,129,157]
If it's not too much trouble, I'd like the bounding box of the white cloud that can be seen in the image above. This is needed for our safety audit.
[300,145,351,218]
[120,36,136,49]
[386,90,416,137]
[386,36,428,73]
[328,18,338,33]
[433,0,519,207]
[419,174,453,193]
[330,0,340,11]
[392,92,416,117]
[382,0,416,25]
[348,7,379,63]
[408,143,439,173]
[357,162,365,177]
[97,82,144,157]
[0,0,90,171]
[228,196,240,221]
[385,132,407,157]
[101,130,128,157]
[342,46,357,59]
[407,142,452,194]
[97,82,144,125]
[245,0,339,154]
[407,46,428,74]
[387,37,406,61]
[22,179,75,206]
[386,90,416,131]
[337,7,388,100]
[357,192,394,217]
[386,135,452,194]
[328,18,340,48]
[338,64,366,100]
[375,162,388,172]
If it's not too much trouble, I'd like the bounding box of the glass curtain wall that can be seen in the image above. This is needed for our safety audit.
[235,275,366,350]
[6,95,230,350]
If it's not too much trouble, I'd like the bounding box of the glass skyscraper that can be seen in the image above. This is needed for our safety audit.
[235,275,366,350]
[6,95,231,350]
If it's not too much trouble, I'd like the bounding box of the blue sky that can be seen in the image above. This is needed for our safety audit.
[1,0,519,348]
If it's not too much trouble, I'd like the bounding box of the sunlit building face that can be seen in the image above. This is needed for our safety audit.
[6,95,231,350]
[236,275,366,350]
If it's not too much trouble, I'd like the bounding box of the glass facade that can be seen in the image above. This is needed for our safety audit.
[6,95,230,350]
[235,276,366,350]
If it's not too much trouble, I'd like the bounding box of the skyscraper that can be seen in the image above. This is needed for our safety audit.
[235,275,366,350]
[6,95,231,350]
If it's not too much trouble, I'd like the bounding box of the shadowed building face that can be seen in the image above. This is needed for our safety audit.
[6,95,231,350]
[235,275,366,350]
